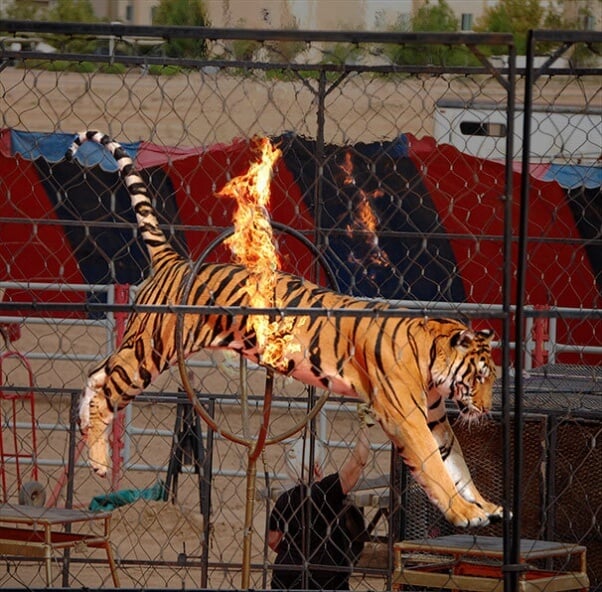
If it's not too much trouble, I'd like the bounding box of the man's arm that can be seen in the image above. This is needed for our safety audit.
[338,424,371,494]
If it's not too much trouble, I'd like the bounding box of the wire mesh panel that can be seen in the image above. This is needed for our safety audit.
[0,21,599,592]
[518,31,601,369]
[512,31,602,590]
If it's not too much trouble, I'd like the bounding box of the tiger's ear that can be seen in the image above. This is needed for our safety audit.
[451,329,475,349]
[477,329,494,343]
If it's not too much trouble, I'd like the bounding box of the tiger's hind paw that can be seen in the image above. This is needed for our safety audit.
[79,370,107,434]
[87,428,111,477]
[83,392,113,478]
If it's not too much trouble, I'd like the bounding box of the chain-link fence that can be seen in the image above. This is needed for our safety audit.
[0,22,600,591]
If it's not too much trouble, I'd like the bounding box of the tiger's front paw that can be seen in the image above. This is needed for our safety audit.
[484,502,505,523]
[446,497,493,528]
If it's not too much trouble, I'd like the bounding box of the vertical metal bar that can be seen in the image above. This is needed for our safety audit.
[60,390,80,587]
[262,461,272,591]
[65,393,79,504]
[524,316,534,370]
[10,395,20,491]
[240,355,250,439]
[387,447,404,592]
[507,27,536,592]
[295,69,328,590]
[0,377,6,502]
[313,70,327,277]
[200,397,215,589]
[44,524,52,586]
[192,406,207,516]
[303,416,312,591]
[548,316,557,364]
[502,37,517,590]
[241,370,274,589]
[111,283,129,491]
[532,307,549,368]
[305,73,335,589]
[164,399,185,503]
[241,454,258,590]
[544,416,557,541]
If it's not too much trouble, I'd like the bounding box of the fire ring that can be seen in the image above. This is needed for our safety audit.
[175,222,340,447]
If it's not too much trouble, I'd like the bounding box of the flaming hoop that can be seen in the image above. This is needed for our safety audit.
[217,137,300,371]
[178,137,331,590]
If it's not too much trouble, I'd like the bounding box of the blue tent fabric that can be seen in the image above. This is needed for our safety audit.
[544,163,602,190]
[11,129,140,171]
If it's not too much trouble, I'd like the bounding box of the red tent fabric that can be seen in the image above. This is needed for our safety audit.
[1,129,599,363]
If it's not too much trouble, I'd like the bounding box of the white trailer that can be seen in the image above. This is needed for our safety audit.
[433,99,602,166]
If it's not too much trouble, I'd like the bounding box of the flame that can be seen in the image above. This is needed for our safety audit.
[355,188,382,234]
[219,137,282,270]
[341,152,355,185]
[217,137,300,370]
[339,150,390,268]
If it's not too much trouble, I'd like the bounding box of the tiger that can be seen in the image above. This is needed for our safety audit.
[66,131,503,528]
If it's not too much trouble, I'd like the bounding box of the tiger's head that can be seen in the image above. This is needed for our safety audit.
[429,322,497,421]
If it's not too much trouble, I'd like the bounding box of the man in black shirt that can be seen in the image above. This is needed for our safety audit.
[268,405,373,590]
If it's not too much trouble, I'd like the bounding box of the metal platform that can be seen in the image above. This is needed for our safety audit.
[494,364,601,417]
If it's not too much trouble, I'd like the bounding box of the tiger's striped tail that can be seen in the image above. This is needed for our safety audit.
[65,131,169,265]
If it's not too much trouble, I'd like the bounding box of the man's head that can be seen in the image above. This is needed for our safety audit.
[285,438,325,484]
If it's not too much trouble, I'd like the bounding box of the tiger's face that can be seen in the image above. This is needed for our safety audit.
[431,325,496,421]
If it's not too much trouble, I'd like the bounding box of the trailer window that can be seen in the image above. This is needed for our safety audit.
[460,121,507,137]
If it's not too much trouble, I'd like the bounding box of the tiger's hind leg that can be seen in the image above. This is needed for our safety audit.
[80,344,150,476]
[80,368,114,477]
[79,368,113,477]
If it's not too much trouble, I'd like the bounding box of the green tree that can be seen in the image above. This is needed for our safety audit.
[2,0,44,20]
[42,0,98,55]
[542,1,599,64]
[152,0,210,58]
[47,0,97,23]
[413,0,458,32]
[1,0,97,24]
[475,0,546,54]
[387,0,477,67]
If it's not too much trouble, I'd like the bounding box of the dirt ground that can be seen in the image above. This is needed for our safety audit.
[1,67,595,149]
[2,66,447,144]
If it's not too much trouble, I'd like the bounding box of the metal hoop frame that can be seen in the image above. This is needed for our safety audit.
[175,221,340,448]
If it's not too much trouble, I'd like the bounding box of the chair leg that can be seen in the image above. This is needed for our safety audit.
[43,526,53,586]
[104,541,120,587]
[44,547,52,586]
